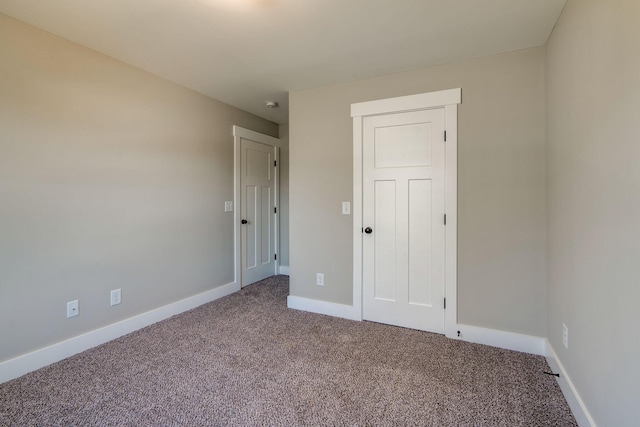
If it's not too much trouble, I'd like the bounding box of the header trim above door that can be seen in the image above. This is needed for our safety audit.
[351,88,461,117]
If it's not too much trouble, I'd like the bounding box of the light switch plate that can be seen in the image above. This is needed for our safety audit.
[224,201,233,212]
[342,202,351,215]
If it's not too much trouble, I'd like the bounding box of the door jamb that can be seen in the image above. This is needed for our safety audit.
[233,126,281,288]
[350,89,461,338]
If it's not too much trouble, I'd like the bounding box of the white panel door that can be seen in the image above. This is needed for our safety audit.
[241,138,276,287]
[362,108,446,332]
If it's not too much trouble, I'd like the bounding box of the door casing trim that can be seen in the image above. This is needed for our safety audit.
[233,126,281,287]
[350,89,461,338]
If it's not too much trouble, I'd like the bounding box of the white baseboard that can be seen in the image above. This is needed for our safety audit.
[546,341,596,427]
[278,265,290,275]
[0,281,240,384]
[287,295,361,321]
[456,324,547,356]
[284,300,545,356]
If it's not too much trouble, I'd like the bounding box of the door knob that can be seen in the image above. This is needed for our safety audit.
[241,219,248,224]
[364,227,373,234]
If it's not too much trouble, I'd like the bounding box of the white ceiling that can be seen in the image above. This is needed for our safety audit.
[0,0,566,124]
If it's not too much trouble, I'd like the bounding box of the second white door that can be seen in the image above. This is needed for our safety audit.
[362,108,446,333]
[240,138,276,287]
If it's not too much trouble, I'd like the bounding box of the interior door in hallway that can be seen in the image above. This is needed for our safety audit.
[362,108,446,333]
[241,138,276,287]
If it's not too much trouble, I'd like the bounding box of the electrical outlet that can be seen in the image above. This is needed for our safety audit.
[562,323,569,349]
[224,201,233,212]
[66,300,79,318]
[110,288,122,306]
[316,273,325,286]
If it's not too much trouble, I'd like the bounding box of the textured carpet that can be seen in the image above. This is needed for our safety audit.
[0,275,576,426]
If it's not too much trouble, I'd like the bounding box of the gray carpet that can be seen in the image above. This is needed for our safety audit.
[1,275,576,426]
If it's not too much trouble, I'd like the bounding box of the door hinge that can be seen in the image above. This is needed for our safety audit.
[274,160,277,167]
[274,207,277,214]
[444,298,446,309]
[444,214,447,225]
[444,130,447,142]
[275,254,277,260]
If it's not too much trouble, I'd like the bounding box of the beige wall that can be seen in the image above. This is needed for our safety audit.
[546,1,640,424]
[290,47,548,336]
[0,14,278,362]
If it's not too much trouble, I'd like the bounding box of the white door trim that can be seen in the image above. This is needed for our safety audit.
[351,88,461,339]
[233,126,281,287]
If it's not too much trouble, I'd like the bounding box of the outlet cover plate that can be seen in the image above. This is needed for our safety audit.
[67,300,79,318]
[110,289,122,306]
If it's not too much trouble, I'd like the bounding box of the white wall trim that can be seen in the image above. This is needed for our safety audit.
[351,88,462,117]
[278,265,290,275]
[352,115,364,320]
[233,126,281,148]
[287,295,361,321]
[351,89,461,333]
[283,299,548,358]
[456,324,547,356]
[443,103,458,339]
[0,281,239,384]
[546,341,597,427]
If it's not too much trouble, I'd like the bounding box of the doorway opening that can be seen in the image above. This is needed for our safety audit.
[233,126,281,287]
[351,89,461,337]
